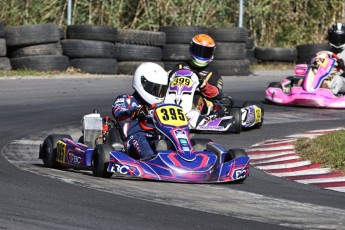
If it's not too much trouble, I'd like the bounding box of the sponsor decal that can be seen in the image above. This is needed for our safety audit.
[111,164,129,174]
[233,169,247,180]
[199,126,226,130]
[179,138,188,144]
[116,98,125,103]
[182,147,190,151]
[68,152,82,164]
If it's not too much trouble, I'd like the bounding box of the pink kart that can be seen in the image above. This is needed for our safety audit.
[265,51,345,108]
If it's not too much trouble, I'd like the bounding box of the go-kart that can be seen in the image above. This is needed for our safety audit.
[39,104,249,183]
[265,51,345,108]
[164,69,263,133]
[92,103,250,183]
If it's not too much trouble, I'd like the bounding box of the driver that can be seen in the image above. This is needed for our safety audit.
[112,62,168,161]
[168,34,223,115]
[323,22,345,95]
[282,23,345,95]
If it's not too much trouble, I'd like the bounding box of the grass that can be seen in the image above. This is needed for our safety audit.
[0,67,83,77]
[294,129,345,174]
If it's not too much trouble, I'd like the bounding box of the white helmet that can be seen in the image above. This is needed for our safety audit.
[132,62,168,104]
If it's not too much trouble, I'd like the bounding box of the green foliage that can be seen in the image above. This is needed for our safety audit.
[0,0,344,47]
[295,130,345,174]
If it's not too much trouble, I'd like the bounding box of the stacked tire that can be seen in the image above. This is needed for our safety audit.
[114,29,165,75]
[62,25,118,74]
[254,46,297,64]
[296,43,330,64]
[159,26,208,71]
[6,23,68,71]
[209,27,250,76]
[0,21,10,70]
[246,37,257,65]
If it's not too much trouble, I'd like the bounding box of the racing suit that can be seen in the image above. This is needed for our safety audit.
[112,92,155,160]
[327,47,345,95]
[168,61,223,115]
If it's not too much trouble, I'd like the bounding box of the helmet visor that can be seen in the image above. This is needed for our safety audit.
[329,33,345,47]
[190,43,215,59]
[141,76,168,98]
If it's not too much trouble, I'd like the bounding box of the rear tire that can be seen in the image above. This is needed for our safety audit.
[92,144,114,178]
[41,134,72,168]
[228,108,242,134]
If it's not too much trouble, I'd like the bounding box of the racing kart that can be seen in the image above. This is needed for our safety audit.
[92,103,250,183]
[265,51,345,108]
[39,104,250,183]
[164,69,264,133]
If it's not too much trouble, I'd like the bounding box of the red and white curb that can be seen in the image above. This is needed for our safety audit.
[247,128,345,193]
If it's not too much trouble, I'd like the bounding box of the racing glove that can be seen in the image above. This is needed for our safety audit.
[337,58,345,71]
[130,105,149,120]
[199,78,207,89]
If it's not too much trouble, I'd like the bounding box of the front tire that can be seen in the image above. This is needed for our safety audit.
[228,108,242,134]
[92,144,114,178]
[226,148,248,183]
[267,82,282,89]
[41,134,72,168]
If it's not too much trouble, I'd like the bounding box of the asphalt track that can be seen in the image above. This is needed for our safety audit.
[1,70,345,230]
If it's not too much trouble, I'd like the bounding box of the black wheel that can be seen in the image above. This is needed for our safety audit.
[61,39,115,58]
[66,25,117,43]
[242,101,264,129]
[255,46,297,62]
[5,23,60,47]
[225,148,248,162]
[114,43,162,61]
[228,108,242,134]
[211,60,250,76]
[190,138,213,151]
[117,29,166,46]
[267,82,282,89]
[10,55,69,71]
[69,58,118,74]
[9,42,63,58]
[41,134,72,168]
[159,26,208,44]
[92,144,114,178]
[226,148,248,183]
[117,61,164,75]
[286,76,303,86]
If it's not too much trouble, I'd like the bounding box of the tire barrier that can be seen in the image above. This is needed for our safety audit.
[254,46,297,63]
[0,22,333,75]
[115,29,165,75]
[246,37,257,65]
[209,27,250,76]
[5,23,67,71]
[0,21,11,70]
[63,25,118,74]
[296,43,330,64]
